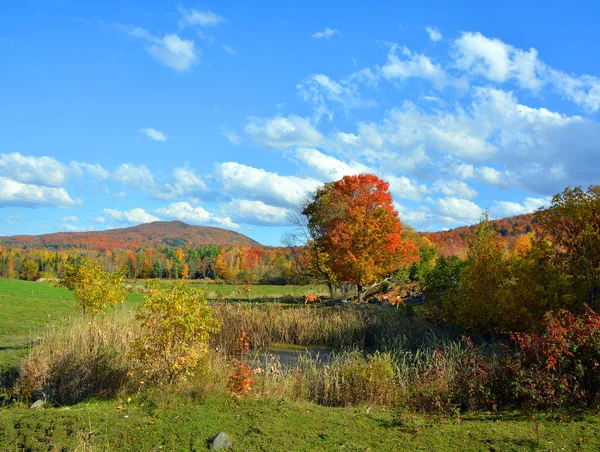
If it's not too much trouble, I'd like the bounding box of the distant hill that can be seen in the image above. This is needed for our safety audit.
[423,213,538,256]
[0,221,261,250]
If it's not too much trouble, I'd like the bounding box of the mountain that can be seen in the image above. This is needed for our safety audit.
[423,213,538,256]
[0,221,261,250]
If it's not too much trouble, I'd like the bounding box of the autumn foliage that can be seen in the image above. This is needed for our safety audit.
[130,281,220,384]
[303,174,419,302]
[57,256,127,314]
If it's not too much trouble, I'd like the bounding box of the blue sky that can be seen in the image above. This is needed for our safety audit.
[1,1,599,245]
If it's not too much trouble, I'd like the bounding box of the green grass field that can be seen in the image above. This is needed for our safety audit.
[126,279,328,299]
[2,397,599,451]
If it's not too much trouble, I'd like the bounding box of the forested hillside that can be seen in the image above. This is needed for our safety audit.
[424,213,537,256]
[0,221,260,250]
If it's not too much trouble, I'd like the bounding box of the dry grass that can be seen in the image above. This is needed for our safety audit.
[20,309,140,404]
[18,302,500,412]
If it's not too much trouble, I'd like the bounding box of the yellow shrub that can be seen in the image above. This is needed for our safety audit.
[130,281,221,384]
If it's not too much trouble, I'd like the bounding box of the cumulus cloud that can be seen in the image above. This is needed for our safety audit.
[491,197,549,217]
[244,115,323,149]
[331,86,599,195]
[294,148,370,181]
[103,207,160,224]
[220,199,291,226]
[156,202,238,229]
[61,223,89,232]
[297,73,375,123]
[312,27,339,39]
[381,45,462,90]
[454,32,546,93]
[214,161,321,207]
[434,197,483,224]
[70,161,110,180]
[112,164,206,200]
[0,177,81,208]
[124,26,198,72]
[385,175,429,201]
[432,180,478,199]
[425,26,442,42]
[140,128,167,142]
[178,6,225,28]
[0,152,69,187]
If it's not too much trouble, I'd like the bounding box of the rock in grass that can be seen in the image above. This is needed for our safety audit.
[212,432,232,450]
[30,400,46,409]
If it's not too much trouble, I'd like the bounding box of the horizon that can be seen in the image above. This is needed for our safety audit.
[1,1,599,246]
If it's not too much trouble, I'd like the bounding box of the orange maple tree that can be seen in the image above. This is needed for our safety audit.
[303,174,419,302]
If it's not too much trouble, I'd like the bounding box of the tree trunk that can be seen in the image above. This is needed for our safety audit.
[357,284,364,303]
[327,280,334,300]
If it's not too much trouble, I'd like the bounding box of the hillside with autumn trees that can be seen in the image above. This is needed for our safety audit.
[0,221,260,250]
[422,213,538,256]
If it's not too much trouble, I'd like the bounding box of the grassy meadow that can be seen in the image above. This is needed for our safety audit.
[0,279,325,370]
[2,279,600,451]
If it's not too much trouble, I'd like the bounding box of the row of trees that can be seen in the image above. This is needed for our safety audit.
[0,244,296,284]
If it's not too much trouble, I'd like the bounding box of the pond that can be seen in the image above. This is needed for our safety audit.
[247,343,334,367]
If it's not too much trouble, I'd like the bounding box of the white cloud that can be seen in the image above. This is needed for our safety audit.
[331,86,599,194]
[547,69,600,113]
[294,148,370,181]
[432,180,477,199]
[178,6,225,28]
[214,161,321,207]
[297,73,375,123]
[221,128,241,145]
[434,197,483,224]
[0,152,69,187]
[58,216,78,222]
[156,202,238,229]
[454,32,546,93]
[245,115,323,149]
[220,199,291,226]
[425,26,442,42]
[125,26,198,72]
[93,216,106,224]
[381,45,458,90]
[491,197,549,217]
[222,44,236,55]
[172,167,207,192]
[386,175,429,201]
[112,164,206,200]
[311,27,339,39]
[103,207,160,224]
[61,223,88,232]
[140,128,167,142]
[0,177,81,208]
[453,31,600,110]
[70,161,110,180]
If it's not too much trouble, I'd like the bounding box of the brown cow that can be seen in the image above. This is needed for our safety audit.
[391,296,405,309]
[304,294,321,305]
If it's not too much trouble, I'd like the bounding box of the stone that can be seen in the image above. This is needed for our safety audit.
[212,432,232,450]
[30,399,46,409]
[32,388,53,401]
